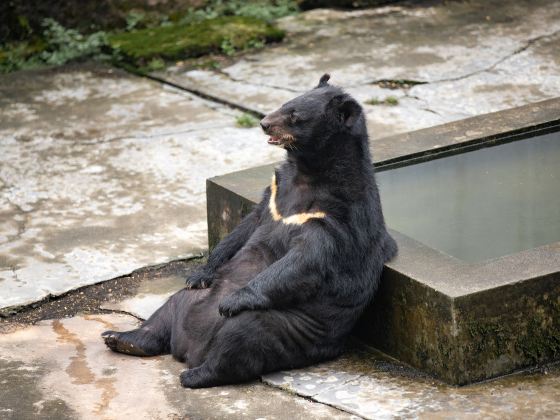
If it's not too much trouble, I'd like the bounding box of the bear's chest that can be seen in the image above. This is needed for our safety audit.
[269,174,325,225]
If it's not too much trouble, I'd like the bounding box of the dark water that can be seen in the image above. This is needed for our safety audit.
[378,131,560,262]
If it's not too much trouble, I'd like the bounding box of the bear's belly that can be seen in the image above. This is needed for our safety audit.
[171,245,277,363]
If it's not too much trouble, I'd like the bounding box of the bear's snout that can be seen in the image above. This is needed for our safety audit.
[260,119,271,132]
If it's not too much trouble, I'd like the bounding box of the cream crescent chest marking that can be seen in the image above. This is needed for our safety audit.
[268,174,326,225]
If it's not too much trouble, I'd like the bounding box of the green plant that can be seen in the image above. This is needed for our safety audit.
[365,97,382,105]
[180,0,299,24]
[236,113,259,128]
[146,57,165,71]
[0,1,296,74]
[109,16,284,64]
[385,96,399,106]
[246,38,265,50]
[39,18,109,66]
[0,19,110,73]
[126,11,146,31]
[224,0,299,20]
[0,41,43,73]
[220,39,236,56]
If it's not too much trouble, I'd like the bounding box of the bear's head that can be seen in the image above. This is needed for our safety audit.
[260,74,364,151]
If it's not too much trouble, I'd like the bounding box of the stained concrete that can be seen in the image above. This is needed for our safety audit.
[2,0,560,416]
[263,350,560,419]
[0,64,284,312]
[0,314,355,420]
[161,0,560,139]
[1,313,558,419]
[101,273,186,320]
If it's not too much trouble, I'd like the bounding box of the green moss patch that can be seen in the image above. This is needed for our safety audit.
[109,16,284,66]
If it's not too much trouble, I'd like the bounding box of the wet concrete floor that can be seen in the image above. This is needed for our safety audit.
[1,308,558,419]
[0,64,283,311]
[1,0,560,417]
[162,0,560,139]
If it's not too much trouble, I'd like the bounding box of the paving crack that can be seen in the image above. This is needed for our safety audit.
[350,28,560,91]
[80,123,235,145]
[2,193,31,240]
[213,69,302,93]
[9,267,21,284]
[141,71,266,118]
[421,107,440,115]
[347,78,427,89]
[430,28,560,84]
[97,308,145,322]
[260,377,367,419]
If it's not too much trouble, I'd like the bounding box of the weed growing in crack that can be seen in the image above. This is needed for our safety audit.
[236,113,259,128]
[385,96,399,106]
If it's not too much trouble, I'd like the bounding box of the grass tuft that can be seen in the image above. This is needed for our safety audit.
[236,113,259,128]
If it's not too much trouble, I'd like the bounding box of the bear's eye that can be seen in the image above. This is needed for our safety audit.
[290,111,299,123]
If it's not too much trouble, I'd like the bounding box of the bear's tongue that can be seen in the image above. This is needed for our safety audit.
[268,136,281,145]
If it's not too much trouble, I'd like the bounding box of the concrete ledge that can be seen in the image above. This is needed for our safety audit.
[206,98,560,384]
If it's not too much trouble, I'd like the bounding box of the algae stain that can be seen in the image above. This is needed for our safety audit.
[52,319,95,385]
[52,319,119,415]
[83,314,117,331]
[93,377,118,416]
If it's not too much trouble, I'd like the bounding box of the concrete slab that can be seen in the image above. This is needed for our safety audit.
[101,273,186,320]
[2,313,558,419]
[0,314,355,419]
[263,350,560,420]
[0,64,285,312]
[161,0,560,139]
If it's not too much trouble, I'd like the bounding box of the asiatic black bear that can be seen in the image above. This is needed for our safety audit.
[102,74,397,388]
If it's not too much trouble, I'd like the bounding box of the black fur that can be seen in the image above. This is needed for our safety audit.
[102,74,398,388]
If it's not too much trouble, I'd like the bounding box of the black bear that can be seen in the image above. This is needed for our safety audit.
[102,74,397,388]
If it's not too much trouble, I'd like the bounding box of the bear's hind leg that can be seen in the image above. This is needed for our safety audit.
[102,296,174,357]
[179,316,268,388]
[179,355,262,389]
[180,364,223,388]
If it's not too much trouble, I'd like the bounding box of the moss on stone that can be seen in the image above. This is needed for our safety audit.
[108,16,284,65]
[515,315,560,363]
[465,319,508,356]
[457,290,560,383]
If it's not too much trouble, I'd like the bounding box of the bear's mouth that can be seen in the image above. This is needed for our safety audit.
[268,134,294,147]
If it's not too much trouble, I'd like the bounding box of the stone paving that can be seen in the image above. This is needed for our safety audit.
[0,314,355,420]
[263,355,560,419]
[162,0,560,139]
[1,0,560,418]
[1,310,559,419]
[0,64,283,311]
[2,280,560,419]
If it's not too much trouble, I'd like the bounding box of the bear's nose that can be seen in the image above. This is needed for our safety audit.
[260,120,271,132]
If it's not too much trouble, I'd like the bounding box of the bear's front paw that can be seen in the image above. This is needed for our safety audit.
[218,293,246,317]
[185,268,214,289]
[218,289,267,317]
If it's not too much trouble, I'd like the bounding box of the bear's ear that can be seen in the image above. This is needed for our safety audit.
[339,98,361,128]
[317,73,330,88]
